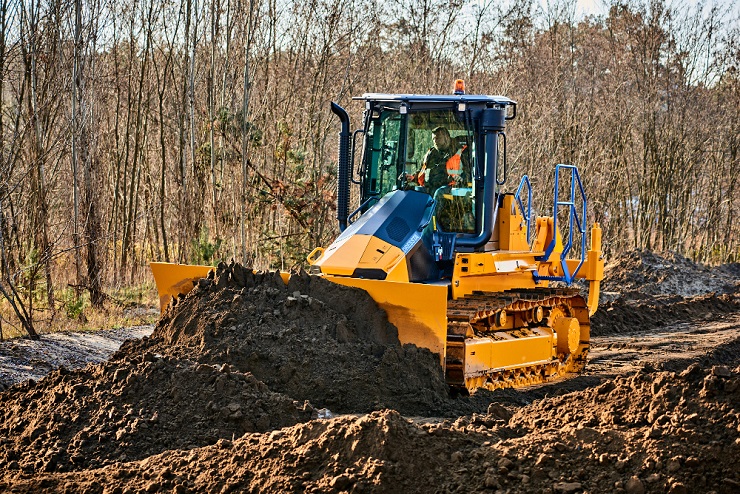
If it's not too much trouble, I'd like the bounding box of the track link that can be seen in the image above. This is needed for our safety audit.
[445,288,590,391]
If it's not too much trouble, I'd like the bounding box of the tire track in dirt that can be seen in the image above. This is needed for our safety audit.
[588,314,740,377]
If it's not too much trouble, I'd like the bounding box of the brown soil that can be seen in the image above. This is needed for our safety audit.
[1,251,739,493]
[600,250,739,297]
[0,353,312,474]
[592,291,740,337]
[594,250,740,336]
[117,266,472,416]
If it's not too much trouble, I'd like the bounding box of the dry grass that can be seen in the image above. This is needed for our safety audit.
[0,283,160,341]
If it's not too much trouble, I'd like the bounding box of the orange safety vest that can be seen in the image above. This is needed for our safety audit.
[417,164,428,186]
[445,145,467,185]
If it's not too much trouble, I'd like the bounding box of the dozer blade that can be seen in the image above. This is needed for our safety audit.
[150,262,215,312]
[150,262,293,313]
[324,276,449,366]
[150,262,449,362]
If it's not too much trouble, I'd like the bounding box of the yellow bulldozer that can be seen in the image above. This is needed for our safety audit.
[151,81,604,392]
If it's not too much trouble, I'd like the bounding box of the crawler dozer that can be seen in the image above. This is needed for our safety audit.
[151,81,604,392]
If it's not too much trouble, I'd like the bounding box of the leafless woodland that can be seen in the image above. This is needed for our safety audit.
[0,0,738,336]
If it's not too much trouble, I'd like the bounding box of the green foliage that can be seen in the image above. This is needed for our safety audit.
[249,124,263,147]
[226,108,263,147]
[190,228,223,266]
[217,106,231,127]
[112,282,152,305]
[17,246,52,307]
[61,288,87,319]
[197,141,212,163]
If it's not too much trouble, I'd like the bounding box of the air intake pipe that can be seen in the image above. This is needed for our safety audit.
[456,106,507,249]
[331,102,351,232]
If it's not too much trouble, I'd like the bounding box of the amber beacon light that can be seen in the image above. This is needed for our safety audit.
[453,79,465,95]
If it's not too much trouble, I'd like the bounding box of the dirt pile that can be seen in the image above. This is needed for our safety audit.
[593,251,740,336]
[0,352,311,474]
[1,409,495,493]
[5,341,738,493]
[0,261,507,487]
[592,291,740,337]
[505,345,740,493]
[1,254,739,492]
[118,263,468,416]
[601,250,739,298]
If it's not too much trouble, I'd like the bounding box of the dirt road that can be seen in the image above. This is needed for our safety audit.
[0,326,153,391]
[589,314,740,376]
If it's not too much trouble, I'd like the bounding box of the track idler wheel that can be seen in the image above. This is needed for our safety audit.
[525,306,544,325]
[554,317,580,355]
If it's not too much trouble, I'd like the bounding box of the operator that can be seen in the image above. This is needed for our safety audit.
[407,126,474,232]
[407,126,469,195]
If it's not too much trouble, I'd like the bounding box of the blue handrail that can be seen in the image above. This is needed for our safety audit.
[535,164,587,283]
[515,175,532,244]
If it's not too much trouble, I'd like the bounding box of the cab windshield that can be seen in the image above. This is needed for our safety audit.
[362,108,477,233]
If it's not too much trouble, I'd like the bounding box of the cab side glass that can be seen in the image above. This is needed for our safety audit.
[362,107,478,235]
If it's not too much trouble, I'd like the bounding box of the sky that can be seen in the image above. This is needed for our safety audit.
[574,0,740,18]
[575,0,602,17]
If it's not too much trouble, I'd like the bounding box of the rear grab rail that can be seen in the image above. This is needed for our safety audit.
[348,195,380,224]
[535,164,587,284]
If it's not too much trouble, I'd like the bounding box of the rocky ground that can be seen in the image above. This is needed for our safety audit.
[0,250,738,493]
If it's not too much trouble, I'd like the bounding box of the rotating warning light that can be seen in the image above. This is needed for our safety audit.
[453,79,466,95]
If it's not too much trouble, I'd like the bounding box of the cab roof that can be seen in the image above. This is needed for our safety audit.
[355,93,516,106]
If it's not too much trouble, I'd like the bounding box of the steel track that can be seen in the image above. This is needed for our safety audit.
[444,288,589,391]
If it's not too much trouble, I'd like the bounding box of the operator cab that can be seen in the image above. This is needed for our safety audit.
[356,93,515,238]
[362,105,475,233]
[319,87,516,282]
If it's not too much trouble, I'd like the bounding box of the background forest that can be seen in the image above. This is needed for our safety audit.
[0,0,738,336]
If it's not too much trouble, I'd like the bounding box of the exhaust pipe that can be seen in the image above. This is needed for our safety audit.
[331,102,351,232]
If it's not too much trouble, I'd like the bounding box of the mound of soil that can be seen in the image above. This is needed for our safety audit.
[592,291,740,337]
[601,250,738,298]
[5,342,738,493]
[118,263,468,416]
[506,357,740,493]
[703,336,740,367]
[2,251,740,492]
[593,250,740,336]
[0,352,311,474]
